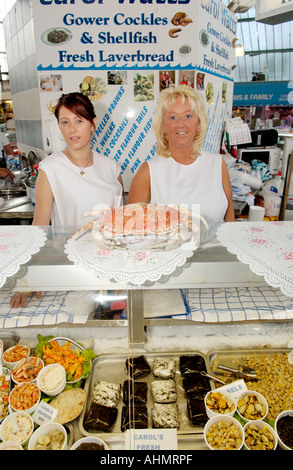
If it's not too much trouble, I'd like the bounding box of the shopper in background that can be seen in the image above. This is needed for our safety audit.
[128,85,235,226]
[10,92,124,308]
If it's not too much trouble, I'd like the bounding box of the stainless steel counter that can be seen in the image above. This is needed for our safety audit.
[0,196,34,219]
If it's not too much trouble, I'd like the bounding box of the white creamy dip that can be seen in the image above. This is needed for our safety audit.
[1,414,33,444]
[38,365,65,391]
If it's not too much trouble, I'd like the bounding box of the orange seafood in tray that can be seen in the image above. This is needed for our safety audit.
[11,356,44,384]
[42,340,85,381]
[2,344,29,364]
[9,382,40,412]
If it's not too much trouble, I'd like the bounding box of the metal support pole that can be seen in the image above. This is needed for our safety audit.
[127,288,145,349]
[279,151,293,221]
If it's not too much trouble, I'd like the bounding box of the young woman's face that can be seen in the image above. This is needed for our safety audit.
[58,105,96,151]
[163,97,200,152]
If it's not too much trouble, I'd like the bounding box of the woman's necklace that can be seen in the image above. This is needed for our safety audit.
[65,149,92,176]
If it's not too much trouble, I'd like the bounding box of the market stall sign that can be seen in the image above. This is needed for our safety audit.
[32,0,237,188]
[233,81,292,107]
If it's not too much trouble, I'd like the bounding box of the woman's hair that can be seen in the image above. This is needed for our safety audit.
[54,92,96,125]
[152,85,208,158]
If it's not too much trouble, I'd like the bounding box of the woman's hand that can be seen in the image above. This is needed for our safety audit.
[10,291,42,308]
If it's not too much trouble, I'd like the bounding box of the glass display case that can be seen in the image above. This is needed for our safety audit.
[1,224,293,450]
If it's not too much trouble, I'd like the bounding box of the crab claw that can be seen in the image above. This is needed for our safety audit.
[72,220,96,239]
[78,204,110,220]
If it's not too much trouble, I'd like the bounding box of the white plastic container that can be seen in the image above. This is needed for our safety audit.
[268,173,284,195]
[275,410,293,450]
[248,206,265,221]
[0,411,34,446]
[204,415,245,450]
[37,363,66,396]
[236,390,268,423]
[70,436,108,450]
[243,420,277,450]
[204,390,236,419]
[28,422,67,450]
[9,382,41,414]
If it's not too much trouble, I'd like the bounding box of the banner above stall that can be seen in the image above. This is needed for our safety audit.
[32,0,237,189]
[233,81,293,107]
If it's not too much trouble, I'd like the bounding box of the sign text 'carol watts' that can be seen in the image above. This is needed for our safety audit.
[39,0,191,5]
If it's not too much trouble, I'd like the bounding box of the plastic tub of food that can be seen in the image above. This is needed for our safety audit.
[275,410,293,450]
[0,367,10,424]
[0,441,23,450]
[236,390,268,423]
[2,344,30,369]
[204,415,245,450]
[11,356,44,384]
[9,382,41,414]
[70,436,108,450]
[204,390,236,419]
[37,364,66,396]
[244,420,277,450]
[28,422,67,450]
[0,411,34,446]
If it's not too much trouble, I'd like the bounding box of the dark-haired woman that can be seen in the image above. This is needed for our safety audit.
[33,92,123,226]
[10,92,123,308]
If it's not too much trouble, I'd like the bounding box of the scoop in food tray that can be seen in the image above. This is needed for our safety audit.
[216,364,257,379]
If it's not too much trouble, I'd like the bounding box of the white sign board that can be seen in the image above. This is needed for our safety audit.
[32,0,236,190]
[256,0,293,24]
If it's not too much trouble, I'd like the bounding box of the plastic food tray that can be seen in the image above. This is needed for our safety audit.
[207,347,292,376]
[79,351,211,448]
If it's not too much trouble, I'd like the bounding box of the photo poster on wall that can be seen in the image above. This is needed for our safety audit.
[33,0,237,191]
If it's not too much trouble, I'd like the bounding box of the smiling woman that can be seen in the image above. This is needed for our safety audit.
[127,85,235,228]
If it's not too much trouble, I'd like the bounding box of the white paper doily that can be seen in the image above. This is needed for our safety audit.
[217,221,293,297]
[65,232,198,285]
[0,226,47,288]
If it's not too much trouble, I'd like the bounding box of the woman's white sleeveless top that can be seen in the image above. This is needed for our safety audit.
[148,151,228,228]
[39,151,122,227]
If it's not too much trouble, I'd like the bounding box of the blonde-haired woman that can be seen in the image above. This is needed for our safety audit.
[128,85,234,226]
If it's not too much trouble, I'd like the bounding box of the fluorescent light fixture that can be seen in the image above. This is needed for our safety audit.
[235,44,245,56]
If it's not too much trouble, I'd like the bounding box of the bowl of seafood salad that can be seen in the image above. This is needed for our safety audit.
[0,441,23,450]
[236,390,268,423]
[9,382,41,414]
[204,415,245,450]
[2,344,30,368]
[28,422,67,450]
[0,411,34,445]
[11,356,44,385]
[204,391,236,419]
[36,335,95,384]
[243,420,277,450]
[0,367,10,424]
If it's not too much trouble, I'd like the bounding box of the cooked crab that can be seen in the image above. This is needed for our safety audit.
[73,203,206,250]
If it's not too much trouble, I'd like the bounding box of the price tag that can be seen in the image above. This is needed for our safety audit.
[32,400,58,426]
[125,429,178,450]
[212,379,248,400]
